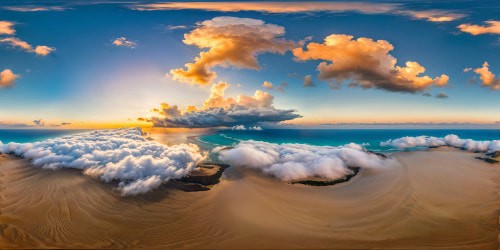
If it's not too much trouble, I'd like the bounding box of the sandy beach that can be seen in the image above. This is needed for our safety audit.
[0,147,498,249]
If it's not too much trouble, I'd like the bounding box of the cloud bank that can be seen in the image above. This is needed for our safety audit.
[458,20,500,35]
[216,141,396,181]
[0,128,206,196]
[170,16,295,85]
[0,69,19,88]
[150,82,300,128]
[381,134,500,152]
[293,34,449,93]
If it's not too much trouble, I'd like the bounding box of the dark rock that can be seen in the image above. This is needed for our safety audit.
[475,157,499,164]
[291,167,360,186]
[178,163,230,186]
[485,151,500,158]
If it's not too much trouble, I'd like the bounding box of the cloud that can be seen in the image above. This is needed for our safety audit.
[112,37,137,48]
[165,25,189,30]
[304,75,314,87]
[169,16,295,85]
[0,37,55,56]
[231,125,262,131]
[381,134,500,152]
[400,10,465,22]
[216,140,396,181]
[150,82,301,128]
[262,81,273,90]
[457,20,500,35]
[293,34,449,93]
[3,6,67,12]
[0,69,19,88]
[33,119,45,126]
[436,92,448,98]
[276,82,288,93]
[468,62,500,90]
[0,21,15,35]
[0,128,206,196]
[130,2,464,23]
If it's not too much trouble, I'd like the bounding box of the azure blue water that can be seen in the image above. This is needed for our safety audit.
[0,129,88,143]
[197,129,500,152]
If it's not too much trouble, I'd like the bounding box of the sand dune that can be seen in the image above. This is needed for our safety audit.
[0,147,498,249]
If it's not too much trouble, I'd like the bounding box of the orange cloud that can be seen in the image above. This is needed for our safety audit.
[150,82,300,127]
[0,69,19,88]
[170,16,295,85]
[0,37,55,56]
[262,81,273,90]
[400,10,465,22]
[457,20,500,35]
[112,37,137,48]
[293,34,449,93]
[471,62,500,90]
[3,6,67,12]
[0,21,15,35]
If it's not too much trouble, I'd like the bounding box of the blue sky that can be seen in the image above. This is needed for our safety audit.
[0,0,499,128]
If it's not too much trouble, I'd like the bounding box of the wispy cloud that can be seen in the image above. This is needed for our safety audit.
[0,37,55,56]
[3,6,68,12]
[457,20,500,35]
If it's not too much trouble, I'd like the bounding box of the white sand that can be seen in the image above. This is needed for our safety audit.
[0,147,498,249]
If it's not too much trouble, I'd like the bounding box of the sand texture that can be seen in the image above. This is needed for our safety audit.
[0,147,498,249]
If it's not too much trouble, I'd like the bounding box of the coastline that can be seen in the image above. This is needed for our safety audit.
[1,147,498,249]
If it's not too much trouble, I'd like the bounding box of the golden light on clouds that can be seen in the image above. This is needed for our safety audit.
[0,21,15,35]
[0,69,19,88]
[458,20,500,35]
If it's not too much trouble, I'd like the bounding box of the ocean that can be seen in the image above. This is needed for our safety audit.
[196,129,500,152]
[1,128,500,153]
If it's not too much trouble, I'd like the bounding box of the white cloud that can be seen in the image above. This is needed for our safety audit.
[231,125,263,130]
[381,134,500,152]
[0,128,207,196]
[112,37,137,48]
[216,141,396,181]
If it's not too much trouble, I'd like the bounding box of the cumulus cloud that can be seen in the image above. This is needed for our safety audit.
[112,37,137,48]
[262,81,273,90]
[457,20,500,35]
[0,128,206,196]
[0,21,15,35]
[150,82,301,128]
[170,16,295,85]
[0,37,55,56]
[381,134,500,152]
[0,69,19,88]
[231,125,263,131]
[468,62,500,90]
[293,34,449,93]
[216,140,396,181]
[304,75,314,87]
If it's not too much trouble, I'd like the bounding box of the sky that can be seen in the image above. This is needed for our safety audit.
[0,0,499,129]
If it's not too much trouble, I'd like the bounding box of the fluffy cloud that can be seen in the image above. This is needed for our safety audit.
[216,141,396,181]
[293,34,449,93]
[0,128,206,196]
[262,81,273,90]
[0,21,15,35]
[469,62,500,90]
[0,69,19,88]
[231,125,263,131]
[150,82,301,128]
[112,37,137,48]
[170,16,295,85]
[381,134,500,152]
[457,20,500,35]
[0,37,55,56]
[304,75,314,87]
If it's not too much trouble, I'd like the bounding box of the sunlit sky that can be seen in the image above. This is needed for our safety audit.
[0,0,499,129]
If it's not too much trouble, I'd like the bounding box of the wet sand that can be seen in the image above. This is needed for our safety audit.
[0,147,498,249]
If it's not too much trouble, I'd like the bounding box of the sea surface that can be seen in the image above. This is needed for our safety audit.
[196,129,500,152]
[1,128,500,153]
